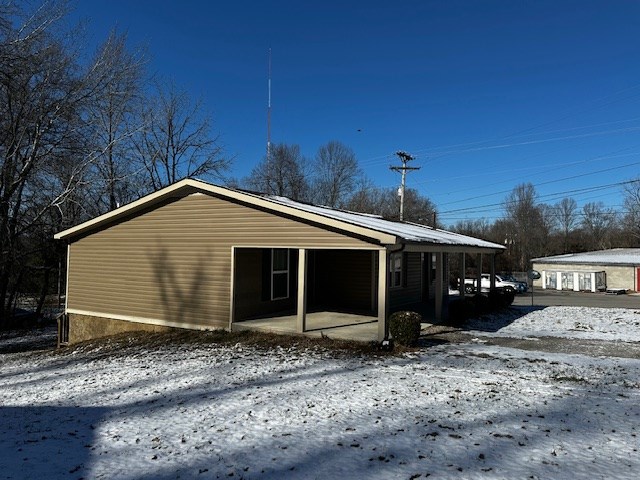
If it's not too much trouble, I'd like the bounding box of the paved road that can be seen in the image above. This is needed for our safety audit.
[512,289,640,309]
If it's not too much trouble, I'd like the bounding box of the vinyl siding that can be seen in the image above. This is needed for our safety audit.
[233,248,298,321]
[67,192,375,329]
[310,250,375,314]
[390,252,422,309]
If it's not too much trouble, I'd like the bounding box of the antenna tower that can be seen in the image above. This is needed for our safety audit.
[267,48,272,160]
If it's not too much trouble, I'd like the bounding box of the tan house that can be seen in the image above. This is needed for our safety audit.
[55,179,505,345]
[532,249,640,293]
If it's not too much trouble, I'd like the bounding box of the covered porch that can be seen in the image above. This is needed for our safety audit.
[229,247,386,340]
[229,245,502,342]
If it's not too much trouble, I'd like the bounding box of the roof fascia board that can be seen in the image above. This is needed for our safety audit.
[54,179,398,245]
[54,179,194,240]
[201,184,397,245]
[533,260,638,267]
[404,243,505,254]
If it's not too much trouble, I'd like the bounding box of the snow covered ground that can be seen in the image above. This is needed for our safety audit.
[1,307,639,479]
[466,306,640,342]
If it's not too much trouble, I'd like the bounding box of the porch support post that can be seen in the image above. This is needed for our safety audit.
[476,253,483,293]
[377,248,389,341]
[435,251,443,321]
[489,254,496,290]
[229,247,236,331]
[459,252,466,298]
[296,248,308,333]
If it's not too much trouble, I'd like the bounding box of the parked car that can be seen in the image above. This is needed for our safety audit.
[464,274,528,294]
[500,274,528,293]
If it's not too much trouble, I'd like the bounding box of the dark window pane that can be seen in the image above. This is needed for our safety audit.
[272,249,288,271]
[272,272,288,299]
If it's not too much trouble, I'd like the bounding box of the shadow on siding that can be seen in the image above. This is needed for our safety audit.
[149,244,214,327]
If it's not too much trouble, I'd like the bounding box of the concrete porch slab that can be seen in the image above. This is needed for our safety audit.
[232,311,379,342]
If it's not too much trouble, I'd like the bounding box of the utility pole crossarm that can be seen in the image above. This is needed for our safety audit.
[390,150,420,221]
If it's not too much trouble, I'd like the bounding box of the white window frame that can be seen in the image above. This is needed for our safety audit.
[271,249,290,300]
[390,252,403,289]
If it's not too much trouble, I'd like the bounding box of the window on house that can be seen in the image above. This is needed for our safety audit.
[271,249,290,300]
[390,252,403,288]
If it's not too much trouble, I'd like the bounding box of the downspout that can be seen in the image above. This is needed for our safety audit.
[58,240,71,347]
[64,241,70,314]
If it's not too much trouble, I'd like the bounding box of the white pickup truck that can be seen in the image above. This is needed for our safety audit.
[463,274,527,294]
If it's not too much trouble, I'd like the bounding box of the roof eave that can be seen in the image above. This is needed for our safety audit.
[54,179,196,240]
[532,259,638,267]
[403,241,506,254]
[54,179,399,245]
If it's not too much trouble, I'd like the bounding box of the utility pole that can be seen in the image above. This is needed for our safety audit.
[390,151,420,221]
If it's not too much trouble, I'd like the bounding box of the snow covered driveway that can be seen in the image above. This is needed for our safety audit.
[1,307,639,479]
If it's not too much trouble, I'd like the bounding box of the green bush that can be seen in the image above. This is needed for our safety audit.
[389,311,422,346]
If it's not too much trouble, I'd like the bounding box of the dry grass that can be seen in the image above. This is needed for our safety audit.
[59,328,415,359]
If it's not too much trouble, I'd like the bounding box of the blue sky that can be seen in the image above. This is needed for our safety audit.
[71,0,640,226]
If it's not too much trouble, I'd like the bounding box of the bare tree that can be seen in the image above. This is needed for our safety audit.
[450,218,492,238]
[581,201,617,250]
[0,1,151,325]
[345,184,437,226]
[503,183,548,270]
[343,178,384,213]
[134,82,229,191]
[311,141,360,208]
[554,197,578,252]
[489,218,516,271]
[398,188,438,226]
[0,1,84,325]
[86,29,147,213]
[245,143,309,201]
[622,178,640,245]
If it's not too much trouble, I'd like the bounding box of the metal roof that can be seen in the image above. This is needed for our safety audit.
[263,194,505,250]
[55,179,505,252]
[532,248,640,266]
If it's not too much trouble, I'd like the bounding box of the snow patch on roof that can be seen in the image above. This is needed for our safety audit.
[263,195,504,249]
[532,248,640,266]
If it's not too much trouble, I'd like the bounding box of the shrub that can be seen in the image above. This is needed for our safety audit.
[472,293,490,315]
[488,289,507,309]
[487,288,516,312]
[389,311,422,346]
[503,290,515,306]
[448,297,475,326]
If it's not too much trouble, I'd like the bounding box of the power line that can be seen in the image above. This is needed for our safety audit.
[358,122,640,172]
[412,126,640,162]
[436,158,640,208]
[387,82,640,165]
[414,147,640,190]
[438,179,636,216]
